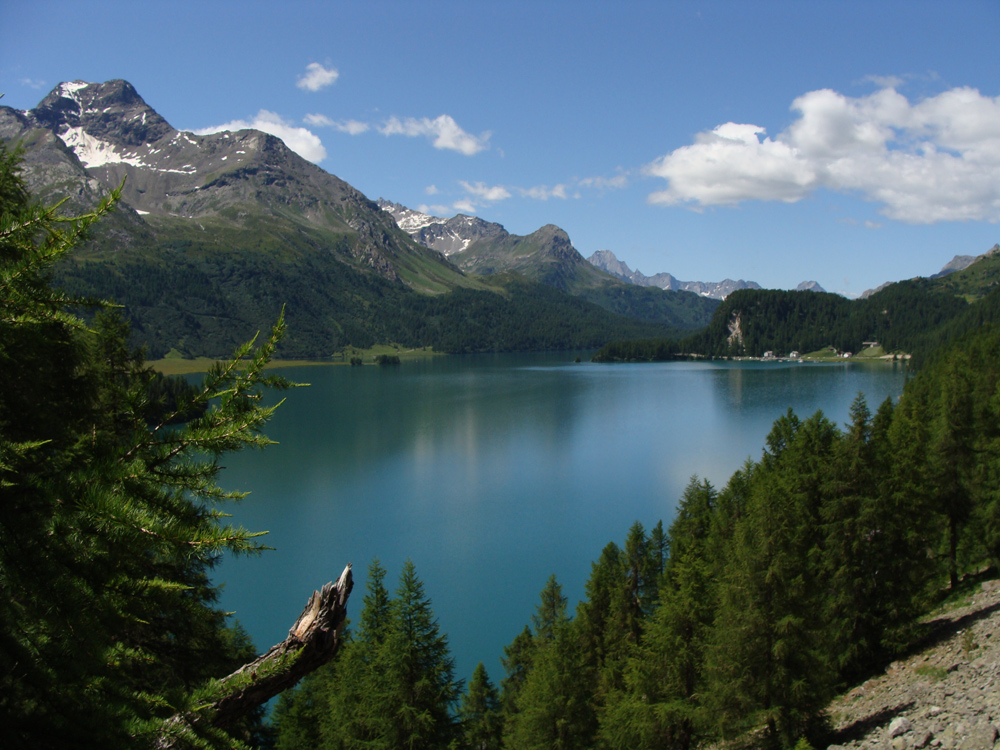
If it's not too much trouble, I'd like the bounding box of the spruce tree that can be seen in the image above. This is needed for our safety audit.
[599,479,717,750]
[456,662,502,750]
[506,575,596,750]
[499,625,536,723]
[707,414,836,749]
[0,140,303,747]
[385,559,460,750]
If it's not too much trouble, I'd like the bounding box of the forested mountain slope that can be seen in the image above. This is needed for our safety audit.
[1,80,713,358]
[594,248,1000,363]
[381,200,721,330]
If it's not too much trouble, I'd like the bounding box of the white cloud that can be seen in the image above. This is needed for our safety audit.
[303,113,335,127]
[452,200,478,213]
[304,113,370,135]
[519,184,569,200]
[578,172,629,190]
[194,110,327,163]
[645,85,1000,224]
[297,63,339,92]
[379,115,490,155]
[425,185,439,195]
[459,181,511,202]
[335,119,370,135]
[20,77,46,90]
[645,122,816,206]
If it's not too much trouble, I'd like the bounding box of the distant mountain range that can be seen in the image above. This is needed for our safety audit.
[585,249,767,299]
[379,203,826,302]
[377,200,720,328]
[595,242,1000,362]
[1,80,717,357]
[586,249,831,299]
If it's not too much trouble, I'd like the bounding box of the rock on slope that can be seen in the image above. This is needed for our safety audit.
[827,580,1000,750]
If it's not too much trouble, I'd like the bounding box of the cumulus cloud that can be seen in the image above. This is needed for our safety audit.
[645,85,1000,223]
[518,184,569,200]
[297,63,339,92]
[379,115,490,155]
[459,181,511,202]
[303,113,335,127]
[304,113,370,134]
[578,172,629,191]
[194,110,327,163]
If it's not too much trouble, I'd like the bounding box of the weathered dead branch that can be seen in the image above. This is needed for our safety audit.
[154,563,353,748]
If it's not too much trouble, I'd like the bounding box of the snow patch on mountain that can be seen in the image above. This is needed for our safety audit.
[57,126,196,174]
[385,203,442,233]
[56,81,89,102]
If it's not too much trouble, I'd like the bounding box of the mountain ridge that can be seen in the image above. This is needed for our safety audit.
[2,79,712,357]
[379,199,721,329]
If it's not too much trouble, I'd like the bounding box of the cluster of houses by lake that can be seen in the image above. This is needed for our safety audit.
[757,342,909,362]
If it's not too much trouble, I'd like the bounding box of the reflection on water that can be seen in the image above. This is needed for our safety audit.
[216,354,908,686]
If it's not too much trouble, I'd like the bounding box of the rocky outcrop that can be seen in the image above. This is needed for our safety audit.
[826,580,1000,750]
[727,312,743,349]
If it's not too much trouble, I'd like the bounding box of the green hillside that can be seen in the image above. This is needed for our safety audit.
[594,254,1000,363]
[2,81,717,359]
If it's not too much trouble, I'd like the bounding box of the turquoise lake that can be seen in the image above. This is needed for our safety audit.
[216,353,909,687]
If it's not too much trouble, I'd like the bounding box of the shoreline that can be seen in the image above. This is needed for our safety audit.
[150,347,444,376]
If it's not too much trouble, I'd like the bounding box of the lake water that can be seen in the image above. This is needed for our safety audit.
[216,353,909,687]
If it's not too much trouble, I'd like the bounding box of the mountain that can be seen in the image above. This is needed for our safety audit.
[597,241,1000,363]
[587,248,763,300]
[921,243,1000,300]
[3,80,465,291]
[378,200,507,255]
[2,80,699,357]
[930,253,984,279]
[795,280,826,293]
[380,202,720,330]
[860,244,1000,298]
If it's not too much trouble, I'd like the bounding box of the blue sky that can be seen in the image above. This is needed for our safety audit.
[2,0,998,296]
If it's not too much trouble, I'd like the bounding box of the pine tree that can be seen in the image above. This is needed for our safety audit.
[707,414,836,749]
[532,573,569,643]
[599,479,717,750]
[456,662,502,750]
[499,625,536,723]
[319,559,399,748]
[0,140,333,748]
[506,576,595,750]
[385,559,460,750]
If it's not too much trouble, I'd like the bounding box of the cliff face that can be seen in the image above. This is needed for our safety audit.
[826,580,1000,750]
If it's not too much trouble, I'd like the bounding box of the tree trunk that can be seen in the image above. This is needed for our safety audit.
[154,564,353,748]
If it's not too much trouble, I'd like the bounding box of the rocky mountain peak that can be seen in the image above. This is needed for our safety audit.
[587,248,760,300]
[379,199,509,255]
[795,280,827,293]
[32,80,172,147]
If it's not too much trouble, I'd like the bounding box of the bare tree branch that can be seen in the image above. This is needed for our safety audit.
[154,564,353,748]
